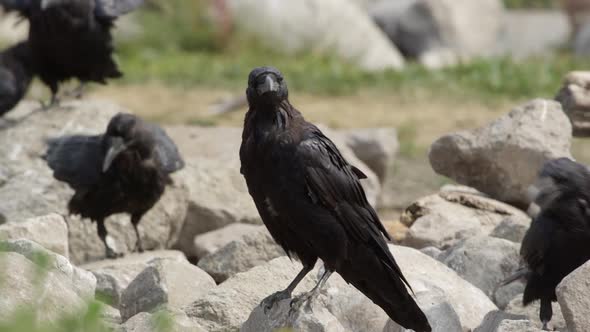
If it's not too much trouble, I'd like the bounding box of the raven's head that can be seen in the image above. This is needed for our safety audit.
[102,113,155,172]
[246,66,288,108]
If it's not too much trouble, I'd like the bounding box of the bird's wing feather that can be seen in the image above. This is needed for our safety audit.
[0,0,32,15]
[44,134,104,189]
[148,123,184,173]
[94,0,143,18]
[297,129,412,289]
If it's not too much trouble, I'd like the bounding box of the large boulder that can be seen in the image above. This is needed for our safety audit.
[0,240,96,324]
[555,71,590,136]
[120,310,206,332]
[429,99,572,207]
[474,310,529,332]
[438,236,522,303]
[120,259,215,321]
[556,260,590,332]
[371,0,503,66]
[402,189,529,249]
[82,250,187,308]
[0,213,69,258]
[197,226,285,283]
[0,100,190,264]
[226,0,405,71]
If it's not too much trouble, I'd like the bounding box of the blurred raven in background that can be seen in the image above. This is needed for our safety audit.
[0,41,34,116]
[240,66,431,332]
[0,0,143,106]
[502,157,590,330]
[44,113,184,258]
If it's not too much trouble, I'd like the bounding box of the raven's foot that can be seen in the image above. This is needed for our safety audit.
[261,290,291,314]
[288,289,320,316]
[541,321,552,331]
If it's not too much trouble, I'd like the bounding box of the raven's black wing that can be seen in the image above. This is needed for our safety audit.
[94,0,142,18]
[296,128,412,287]
[0,68,17,116]
[44,134,104,190]
[148,123,184,174]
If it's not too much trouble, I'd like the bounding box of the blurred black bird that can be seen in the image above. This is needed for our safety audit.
[501,157,590,330]
[44,113,184,258]
[239,66,431,332]
[0,41,34,116]
[0,0,143,106]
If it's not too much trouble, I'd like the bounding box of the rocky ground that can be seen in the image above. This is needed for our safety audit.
[0,79,589,332]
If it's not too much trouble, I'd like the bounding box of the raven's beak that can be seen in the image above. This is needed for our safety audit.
[102,137,127,173]
[257,75,279,95]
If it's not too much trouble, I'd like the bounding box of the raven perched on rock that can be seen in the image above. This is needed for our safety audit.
[45,113,184,258]
[240,67,431,332]
[0,41,34,116]
[503,157,590,330]
[0,0,143,106]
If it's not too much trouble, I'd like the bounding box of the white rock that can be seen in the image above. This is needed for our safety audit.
[496,319,543,332]
[82,250,187,307]
[227,0,405,71]
[120,310,206,332]
[429,99,572,207]
[555,71,590,137]
[193,223,262,259]
[556,260,590,332]
[197,226,285,283]
[438,236,522,299]
[120,259,215,321]
[505,294,567,331]
[402,191,528,249]
[0,213,69,258]
[474,310,529,332]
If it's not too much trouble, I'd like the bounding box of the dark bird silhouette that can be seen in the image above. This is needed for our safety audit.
[44,113,184,258]
[502,157,590,330]
[0,41,34,116]
[239,66,431,332]
[0,0,143,106]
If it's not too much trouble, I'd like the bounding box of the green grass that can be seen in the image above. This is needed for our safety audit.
[503,0,556,8]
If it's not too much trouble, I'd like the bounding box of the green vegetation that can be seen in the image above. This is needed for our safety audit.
[503,0,556,8]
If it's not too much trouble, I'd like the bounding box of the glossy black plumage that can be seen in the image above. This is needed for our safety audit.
[240,67,431,332]
[520,158,590,329]
[0,0,143,101]
[44,113,184,258]
[0,41,34,116]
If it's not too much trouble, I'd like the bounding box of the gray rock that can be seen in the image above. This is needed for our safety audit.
[185,257,319,332]
[227,0,405,71]
[438,236,522,300]
[120,310,206,332]
[0,100,190,264]
[193,223,262,259]
[82,250,187,307]
[119,258,215,321]
[505,294,567,331]
[197,227,285,283]
[101,304,122,326]
[0,213,69,258]
[0,251,87,323]
[496,319,543,332]
[490,216,531,243]
[556,260,590,332]
[429,99,572,207]
[573,22,590,56]
[555,71,590,137]
[419,246,442,260]
[384,288,462,332]
[474,310,528,332]
[402,191,528,249]
[0,239,96,299]
[341,127,399,182]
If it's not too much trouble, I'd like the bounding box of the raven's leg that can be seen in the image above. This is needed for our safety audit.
[39,84,60,110]
[290,268,333,313]
[130,214,144,253]
[261,264,314,313]
[540,298,553,331]
[97,219,120,259]
[64,82,86,99]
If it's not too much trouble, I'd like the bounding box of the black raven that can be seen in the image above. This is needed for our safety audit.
[0,0,143,106]
[504,157,590,330]
[44,113,184,258]
[0,41,34,116]
[239,67,431,332]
